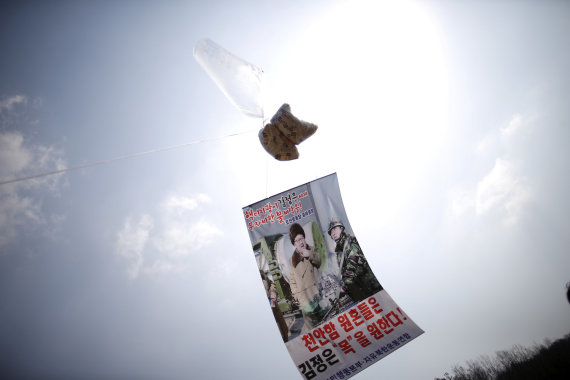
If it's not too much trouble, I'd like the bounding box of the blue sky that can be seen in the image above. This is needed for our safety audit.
[1,1,569,379]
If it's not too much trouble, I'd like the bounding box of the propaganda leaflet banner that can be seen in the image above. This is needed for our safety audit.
[242,173,424,380]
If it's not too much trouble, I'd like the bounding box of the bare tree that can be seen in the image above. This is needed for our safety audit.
[437,334,570,380]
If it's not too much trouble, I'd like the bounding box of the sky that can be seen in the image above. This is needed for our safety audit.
[1,0,569,379]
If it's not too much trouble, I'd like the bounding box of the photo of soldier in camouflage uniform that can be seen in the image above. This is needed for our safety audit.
[260,269,290,342]
[327,216,383,303]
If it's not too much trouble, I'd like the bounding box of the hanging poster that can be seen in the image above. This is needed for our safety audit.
[243,173,424,380]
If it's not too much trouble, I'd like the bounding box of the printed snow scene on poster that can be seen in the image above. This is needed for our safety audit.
[242,173,424,380]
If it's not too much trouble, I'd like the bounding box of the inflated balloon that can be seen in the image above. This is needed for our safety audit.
[194,39,318,160]
[193,38,264,118]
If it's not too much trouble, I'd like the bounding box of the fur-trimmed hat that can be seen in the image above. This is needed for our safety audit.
[289,223,305,245]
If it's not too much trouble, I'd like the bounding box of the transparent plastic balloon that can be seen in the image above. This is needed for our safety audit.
[194,38,264,118]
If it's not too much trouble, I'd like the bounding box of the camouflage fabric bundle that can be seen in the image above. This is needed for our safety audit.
[258,103,318,160]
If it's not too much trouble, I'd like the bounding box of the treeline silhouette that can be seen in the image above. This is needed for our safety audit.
[436,333,570,380]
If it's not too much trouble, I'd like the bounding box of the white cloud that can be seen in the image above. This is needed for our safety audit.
[155,193,220,257]
[0,132,67,185]
[476,158,532,225]
[141,259,175,278]
[445,157,532,228]
[475,134,499,156]
[0,100,67,248]
[476,158,514,215]
[447,187,475,218]
[445,113,534,229]
[0,132,33,176]
[447,158,532,229]
[162,193,211,214]
[500,113,523,137]
[154,218,222,258]
[0,94,27,112]
[0,193,42,247]
[115,193,222,278]
[115,215,154,279]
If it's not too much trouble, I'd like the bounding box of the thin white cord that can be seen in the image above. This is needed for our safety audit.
[0,129,257,186]
[262,116,269,198]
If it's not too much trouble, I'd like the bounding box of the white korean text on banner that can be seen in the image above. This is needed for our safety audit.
[242,173,424,380]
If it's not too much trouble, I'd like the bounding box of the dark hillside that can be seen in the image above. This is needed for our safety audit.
[437,334,570,380]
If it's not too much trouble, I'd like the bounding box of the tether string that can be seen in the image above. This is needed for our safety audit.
[0,129,257,186]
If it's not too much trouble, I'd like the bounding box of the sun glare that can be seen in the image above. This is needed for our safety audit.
[266,0,449,212]
[228,0,449,209]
